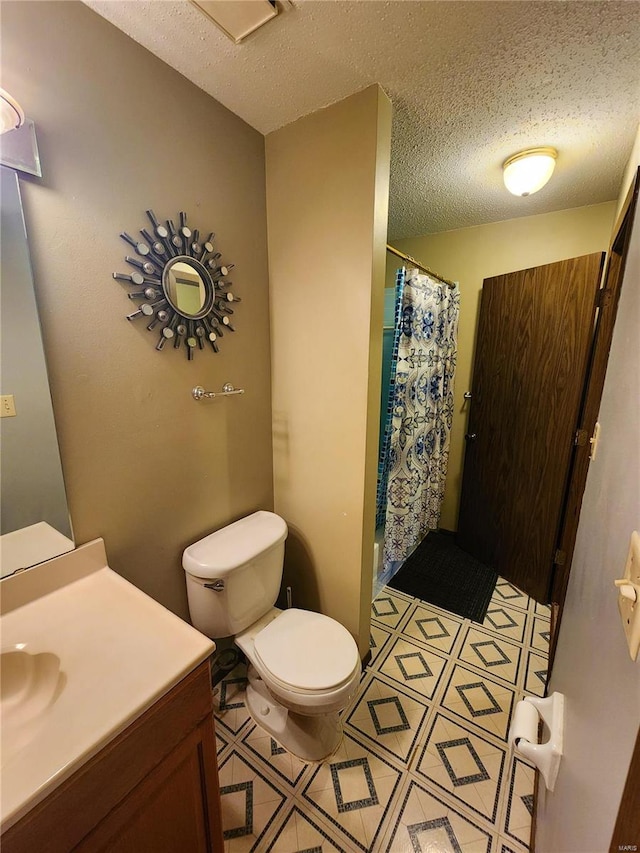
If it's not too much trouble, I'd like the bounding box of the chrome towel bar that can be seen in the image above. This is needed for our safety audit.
[192,383,244,401]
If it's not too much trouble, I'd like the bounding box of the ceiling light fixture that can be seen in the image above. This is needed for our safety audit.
[0,89,25,135]
[503,147,558,197]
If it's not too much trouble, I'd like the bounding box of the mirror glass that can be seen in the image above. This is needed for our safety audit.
[0,166,73,577]
[162,257,212,318]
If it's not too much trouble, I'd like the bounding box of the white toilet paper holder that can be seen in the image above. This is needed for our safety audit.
[508,692,564,792]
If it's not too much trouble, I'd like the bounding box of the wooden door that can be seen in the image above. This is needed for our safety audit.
[456,253,604,602]
[610,725,640,853]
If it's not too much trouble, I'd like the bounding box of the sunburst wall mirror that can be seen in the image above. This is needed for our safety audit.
[113,210,240,359]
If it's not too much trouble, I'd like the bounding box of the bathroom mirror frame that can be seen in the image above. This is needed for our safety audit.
[113,210,240,359]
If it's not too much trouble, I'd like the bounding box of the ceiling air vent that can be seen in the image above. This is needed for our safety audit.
[191,0,279,44]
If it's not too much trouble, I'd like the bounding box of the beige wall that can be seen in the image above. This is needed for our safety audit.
[266,86,392,657]
[392,202,616,530]
[1,1,273,619]
[536,129,640,853]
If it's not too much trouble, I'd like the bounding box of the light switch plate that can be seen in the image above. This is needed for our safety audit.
[618,531,640,661]
[589,421,601,460]
[1,395,16,417]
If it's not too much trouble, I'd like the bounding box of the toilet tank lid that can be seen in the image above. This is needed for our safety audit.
[182,511,287,578]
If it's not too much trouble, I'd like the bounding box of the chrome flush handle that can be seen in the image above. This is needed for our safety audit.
[204,579,225,591]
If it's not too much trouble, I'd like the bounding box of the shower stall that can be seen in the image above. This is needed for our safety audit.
[374,249,459,598]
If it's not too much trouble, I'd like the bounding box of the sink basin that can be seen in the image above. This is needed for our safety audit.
[1,648,65,761]
[1,648,64,717]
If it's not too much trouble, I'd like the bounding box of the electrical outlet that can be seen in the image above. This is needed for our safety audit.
[615,531,640,661]
[0,395,16,417]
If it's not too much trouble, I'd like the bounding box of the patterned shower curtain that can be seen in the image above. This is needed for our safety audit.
[379,267,459,571]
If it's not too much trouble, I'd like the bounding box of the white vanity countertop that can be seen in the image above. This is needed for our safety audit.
[0,522,74,578]
[0,539,215,832]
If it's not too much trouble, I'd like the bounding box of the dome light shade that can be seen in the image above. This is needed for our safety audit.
[0,89,25,135]
[503,147,558,197]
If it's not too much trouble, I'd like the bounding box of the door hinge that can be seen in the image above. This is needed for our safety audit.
[554,549,566,566]
[574,429,589,446]
[595,288,612,308]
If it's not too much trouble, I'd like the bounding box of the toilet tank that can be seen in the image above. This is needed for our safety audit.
[182,511,288,638]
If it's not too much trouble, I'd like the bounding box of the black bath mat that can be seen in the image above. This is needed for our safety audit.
[388,531,498,623]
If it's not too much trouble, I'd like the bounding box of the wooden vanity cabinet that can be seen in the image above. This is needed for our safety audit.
[2,661,224,853]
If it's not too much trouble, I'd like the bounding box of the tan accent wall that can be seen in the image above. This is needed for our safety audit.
[392,202,616,530]
[266,86,392,657]
[1,1,273,619]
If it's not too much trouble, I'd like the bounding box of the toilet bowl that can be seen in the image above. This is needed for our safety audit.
[182,511,361,761]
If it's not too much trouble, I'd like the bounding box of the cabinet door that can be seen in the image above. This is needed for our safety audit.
[76,718,222,853]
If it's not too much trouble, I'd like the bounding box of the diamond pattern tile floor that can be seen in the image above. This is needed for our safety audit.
[212,576,548,851]
[458,627,522,687]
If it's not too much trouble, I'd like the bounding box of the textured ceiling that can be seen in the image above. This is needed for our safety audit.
[84,0,640,239]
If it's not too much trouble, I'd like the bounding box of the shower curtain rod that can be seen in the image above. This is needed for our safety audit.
[386,244,457,289]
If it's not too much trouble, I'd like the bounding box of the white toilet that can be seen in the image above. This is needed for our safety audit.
[182,510,361,761]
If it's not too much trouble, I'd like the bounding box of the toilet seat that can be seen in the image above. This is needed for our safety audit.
[254,608,360,693]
